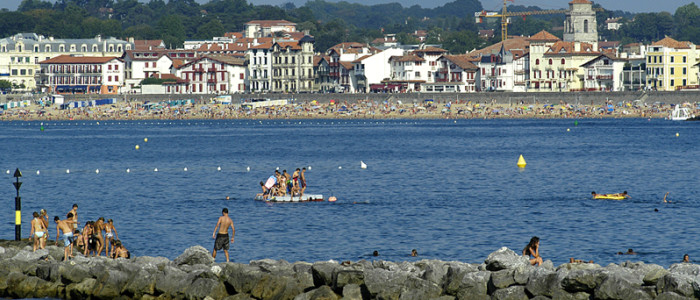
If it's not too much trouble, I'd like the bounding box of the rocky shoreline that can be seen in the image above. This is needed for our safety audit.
[0,240,697,299]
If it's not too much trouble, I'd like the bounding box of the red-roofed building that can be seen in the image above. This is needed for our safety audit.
[174,54,246,94]
[528,30,600,91]
[433,55,480,92]
[133,40,165,51]
[123,50,174,93]
[38,55,124,94]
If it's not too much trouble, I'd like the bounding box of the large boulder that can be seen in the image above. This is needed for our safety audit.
[397,276,442,300]
[415,260,450,285]
[122,268,158,297]
[250,273,308,300]
[11,249,49,262]
[341,283,363,300]
[489,269,516,290]
[491,285,528,300]
[593,268,650,300]
[174,246,215,266]
[656,273,698,298]
[221,263,266,295]
[185,277,228,300]
[524,268,559,297]
[92,268,131,299]
[442,267,491,299]
[312,262,339,287]
[293,285,338,300]
[362,267,410,299]
[561,269,607,293]
[154,265,192,297]
[66,278,98,300]
[334,269,364,291]
[484,247,529,271]
[59,263,92,285]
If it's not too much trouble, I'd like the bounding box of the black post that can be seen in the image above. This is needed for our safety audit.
[12,168,22,241]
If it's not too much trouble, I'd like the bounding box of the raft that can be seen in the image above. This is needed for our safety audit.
[254,194,324,202]
[593,194,626,200]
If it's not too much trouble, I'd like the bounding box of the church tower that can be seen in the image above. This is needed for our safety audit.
[563,0,598,44]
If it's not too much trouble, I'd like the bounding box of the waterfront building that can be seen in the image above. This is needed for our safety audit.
[467,36,530,92]
[433,55,480,92]
[246,36,315,93]
[580,53,625,91]
[351,48,405,93]
[528,30,599,92]
[175,54,246,94]
[314,55,333,92]
[0,33,132,91]
[327,43,381,92]
[385,46,448,92]
[37,55,124,94]
[645,37,700,91]
[123,50,174,93]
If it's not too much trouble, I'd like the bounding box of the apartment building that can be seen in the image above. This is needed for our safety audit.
[0,33,132,91]
[386,46,447,92]
[352,48,405,93]
[244,20,297,38]
[38,55,124,94]
[246,36,315,93]
[175,55,246,94]
[528,30,600,91]
[645,37,700,91]
[433,55,480,92]
[467,37,530,92]
[123,50,173,92]
[580,53,625,91]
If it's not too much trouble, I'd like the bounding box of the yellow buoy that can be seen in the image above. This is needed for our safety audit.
[567,128,570,132]
[144,138,148,142]
[135,145,140,150]
[517,155,527,168]
[676,133,679,137]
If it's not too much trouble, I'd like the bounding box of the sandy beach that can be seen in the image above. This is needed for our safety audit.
[0,99,692,121]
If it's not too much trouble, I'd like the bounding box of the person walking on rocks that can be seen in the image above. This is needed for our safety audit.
[30,212,46,252]
[55,214,74,261]
[212,208,235,262]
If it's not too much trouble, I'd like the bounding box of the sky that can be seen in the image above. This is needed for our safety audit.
[0,0,696,13]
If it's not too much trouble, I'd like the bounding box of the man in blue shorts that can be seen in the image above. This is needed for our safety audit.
[55,213,74,261]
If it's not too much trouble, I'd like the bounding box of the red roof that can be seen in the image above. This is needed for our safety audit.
[528,30,561,42]
[569,0,592,4]
[39,55,120,64]
[134,40,165,50]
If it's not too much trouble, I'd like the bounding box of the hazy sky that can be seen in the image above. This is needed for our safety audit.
[0,0,696,13]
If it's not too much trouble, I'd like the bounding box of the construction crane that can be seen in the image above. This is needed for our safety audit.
[474,0,603,41]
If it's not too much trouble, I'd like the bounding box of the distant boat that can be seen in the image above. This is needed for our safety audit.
[669,105,694,121]
[360,161,367,169]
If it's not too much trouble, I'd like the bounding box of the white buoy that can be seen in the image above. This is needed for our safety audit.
[338,166,342,169]
[66,169,70,174]
[246,166,250,172]
[184,167,188,171]
[276,167,279,170]
[154,168,158,172]
[217,166,222,171]
[360,161,367,169]
[126,168,130,173]
[95,169,99,174]
[308,166,311,170]
[5,170,9,174]
[36,170,40,175]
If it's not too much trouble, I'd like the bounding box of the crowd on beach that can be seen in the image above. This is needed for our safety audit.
[29,204,129,261]
[1,98,696,121]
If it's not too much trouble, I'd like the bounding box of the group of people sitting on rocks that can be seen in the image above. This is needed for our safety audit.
[258,168,307,200]
[30,203,129,261]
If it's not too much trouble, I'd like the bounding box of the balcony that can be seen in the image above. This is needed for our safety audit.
[208,67,218,73]
[596,75,613,80]
[193,67,205,73]
[207,79,217,84]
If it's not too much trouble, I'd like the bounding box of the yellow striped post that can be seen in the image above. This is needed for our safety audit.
[12,168,22,241]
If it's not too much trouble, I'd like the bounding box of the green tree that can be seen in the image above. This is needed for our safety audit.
[157,14,186,48]
[196,19,225,39]
[443,30,480,54]
[17,0,53,12]
[674,3,700,44]
[0,80,12,92]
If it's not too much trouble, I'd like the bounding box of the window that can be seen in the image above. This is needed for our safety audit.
[683,79,687,86]
[659,56,662,63]
[20,69,26,75]
[108,76,112,81]
[11,69,17,75]
[653,56,657,63]
[115,76,119,81]
[536,59,540,65]
[115,65,119,70]
[584,19,589,33]
[648,56,651,63]
[108,65,112,70]
[561,59,565,64]
[670,79,674,86]
[549,59,553,65]
[683,56,687,63]
[670,56,674,63]
[240,73,244,79]
[415,71,420,78]
[671,68,674,75]
[683,67,686,75]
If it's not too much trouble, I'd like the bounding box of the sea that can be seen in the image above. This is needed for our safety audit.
[0,118,698,267]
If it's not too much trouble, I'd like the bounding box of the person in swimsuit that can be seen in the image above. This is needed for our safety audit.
[67,204,78,231]
[95,218,106,256]
[105,219,118,258]
[291,168,300,198]
[30,212,46,252]
[523,236,543,266]
[55,214,74,261]
[112,240,130,259]
[82,221,93,256]
[212,208,236,262]
[300,167,307,197]
[40,209,49,249]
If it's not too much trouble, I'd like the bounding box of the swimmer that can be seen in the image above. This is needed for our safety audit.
[617,248,637,255]
[663,192,670,203]
[411,249,418,257]
[683,254,690,263]
[372,250,379,257]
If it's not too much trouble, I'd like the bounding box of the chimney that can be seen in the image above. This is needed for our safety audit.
[128,37,134,43]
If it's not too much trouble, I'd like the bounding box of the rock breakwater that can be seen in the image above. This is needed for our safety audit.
[0,241,698,299]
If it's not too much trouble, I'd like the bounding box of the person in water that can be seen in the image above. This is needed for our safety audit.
[683,254,690,263]
[617,248,637,255]
[523,236,543,266]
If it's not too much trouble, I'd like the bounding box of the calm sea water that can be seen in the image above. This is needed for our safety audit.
[0,118,698,267]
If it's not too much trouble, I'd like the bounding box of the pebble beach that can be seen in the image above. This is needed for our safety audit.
[0,99,691,121]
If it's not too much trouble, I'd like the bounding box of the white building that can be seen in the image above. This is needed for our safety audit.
[175,54,246,94]
[434,55,480,92]
[123,50,173,93]
[0,33,132,91]
[245,20,297,38]
[386,46,447,92]
[38,55,125,94]
[352,48,405,93]
[246,36,315,93]
[580,53,625,91]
